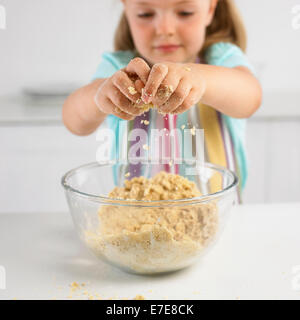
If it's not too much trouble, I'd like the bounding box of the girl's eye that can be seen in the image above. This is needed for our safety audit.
[178,11,194,17]
[137,13,154,18]
[137,11,194,19]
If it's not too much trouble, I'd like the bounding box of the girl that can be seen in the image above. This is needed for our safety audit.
[62,0,262,203]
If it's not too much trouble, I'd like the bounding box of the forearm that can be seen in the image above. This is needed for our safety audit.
[196,64,262,118]
[62,79,107,136]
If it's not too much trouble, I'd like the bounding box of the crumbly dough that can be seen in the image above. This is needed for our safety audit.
[136,102,156,112]
[129,84,174,113]
[84,172,218,274]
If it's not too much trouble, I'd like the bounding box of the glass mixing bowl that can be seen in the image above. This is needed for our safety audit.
[61,162,238,275]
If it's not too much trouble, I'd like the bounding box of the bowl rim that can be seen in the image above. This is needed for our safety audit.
[61,161,239,207]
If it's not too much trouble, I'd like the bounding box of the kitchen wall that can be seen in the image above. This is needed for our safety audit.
[1,0,300,94]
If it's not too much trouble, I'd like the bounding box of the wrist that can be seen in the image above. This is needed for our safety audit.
[191,63,207,102]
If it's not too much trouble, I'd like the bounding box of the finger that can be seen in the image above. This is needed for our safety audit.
[112,70,141,103]
[105,97,135,120]
[153,73,182,109]
[135,79,145,94]
[125,57,151,85]
[158,78,191,114]
[108,86,143,116]
[170,88,200,114]
[142,63,168,103]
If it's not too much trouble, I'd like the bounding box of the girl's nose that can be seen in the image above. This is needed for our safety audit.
[155,14,176,37]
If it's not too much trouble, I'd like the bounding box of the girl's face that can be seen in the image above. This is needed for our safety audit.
[123,0,218,66]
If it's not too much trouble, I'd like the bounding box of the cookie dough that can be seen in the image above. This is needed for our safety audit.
[85,172,218,274]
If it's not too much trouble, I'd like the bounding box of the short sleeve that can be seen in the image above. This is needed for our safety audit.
[205,42,255,74]
[91,50,136,81]
[205,42,252,192]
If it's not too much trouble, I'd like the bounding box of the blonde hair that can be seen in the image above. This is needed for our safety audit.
[114,0,247,58]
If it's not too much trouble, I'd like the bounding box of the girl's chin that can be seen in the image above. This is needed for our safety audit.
[149,52,186,63]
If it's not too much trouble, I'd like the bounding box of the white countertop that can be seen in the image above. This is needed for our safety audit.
[0,202,300,300]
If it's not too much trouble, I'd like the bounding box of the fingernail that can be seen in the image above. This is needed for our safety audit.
[142,89,151,104]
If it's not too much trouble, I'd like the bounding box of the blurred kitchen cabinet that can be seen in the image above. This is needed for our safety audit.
[0,125,99,213]
[243,121,269,203]
[266,121,300,202]
[244,120,300,203]
[1,118,299,213]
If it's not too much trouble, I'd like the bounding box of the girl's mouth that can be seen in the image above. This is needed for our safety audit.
[155,45,182,53]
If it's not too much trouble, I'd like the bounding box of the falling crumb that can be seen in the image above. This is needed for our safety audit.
[169,160,173,166]
[125,172,131,178]
[143,144,149,151]
[141,119,150,126]
[181,125,186,130]
[190,126,196,136]
[128,86,137,95]
[134,295,145,300]
[184,67,191,72]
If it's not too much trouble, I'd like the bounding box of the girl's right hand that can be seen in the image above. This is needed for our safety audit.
[94,58,151,120]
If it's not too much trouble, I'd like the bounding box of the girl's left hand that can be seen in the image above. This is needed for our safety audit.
[141,62,206,114]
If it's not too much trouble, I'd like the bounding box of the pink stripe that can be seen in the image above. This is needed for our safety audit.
[164,115,170,172]
[171,115,180,174]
